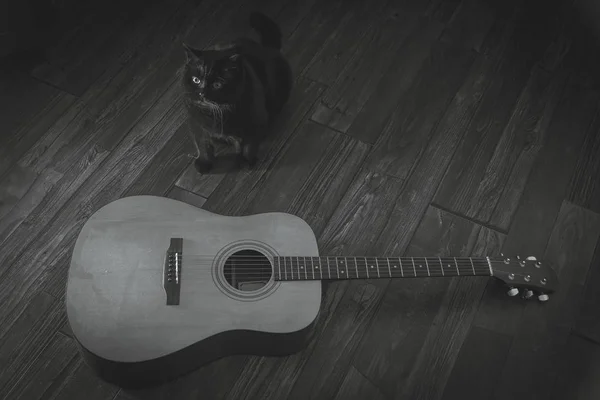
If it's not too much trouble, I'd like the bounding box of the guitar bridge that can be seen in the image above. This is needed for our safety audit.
[163,238,183,305]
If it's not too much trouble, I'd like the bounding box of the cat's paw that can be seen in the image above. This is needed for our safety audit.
[194,159,213,174]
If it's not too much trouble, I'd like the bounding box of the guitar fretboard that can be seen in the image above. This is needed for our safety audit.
[273,257,493,281]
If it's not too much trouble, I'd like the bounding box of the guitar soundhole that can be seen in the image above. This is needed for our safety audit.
[224,249,272,292]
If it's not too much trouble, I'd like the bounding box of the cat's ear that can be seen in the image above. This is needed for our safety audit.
[183,43,202,62]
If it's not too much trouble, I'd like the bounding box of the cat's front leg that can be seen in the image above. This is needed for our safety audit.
[194,137,215,174]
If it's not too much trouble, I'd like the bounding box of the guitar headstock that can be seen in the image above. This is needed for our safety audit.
[490,255,558,302]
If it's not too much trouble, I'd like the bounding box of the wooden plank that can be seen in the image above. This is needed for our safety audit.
[493,201,600,400]
[281,0,350,76]
[167,186,207,209]
[486,67,566,230]
[274,0,320,40]
[0,164,39,221]
[370,54,497,257]
[47,357,119,400]
[0,167,63,248]
[473,82,600,336]
[30,0,182,96]
[0,292,69,399]
[550,334,600,400]
[200,78,325,215]
[434,64,566,229]
[332,367,386,400]
[288,136,371,235]
[364,41,475,178]
[426,0,462,24]
[353,205,505,399]
[566,113,600,214]
[0,70,64,148]
[303,0,389,85]
[246,121,337,213]
[576,236,600,343]
[439,0,497,52]
[3,332,78,400]
[344,17,444,144]
[441,326,512,400]
[310,10,420,133]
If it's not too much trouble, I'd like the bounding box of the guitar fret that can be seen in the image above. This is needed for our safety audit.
[302,257,306,280]
[365,257,369,279]
[454,257,460,276]
[424,258,431,276]
[386,258,392,277]
[311,257,315,280]
[375,258,380,278]
[399,258,404,277]
[439,256,444,276]
[412,258,417,277]
[336,257,340,278]
[354,257,359,278]
[327,257,331,279]
[469,257,476,275]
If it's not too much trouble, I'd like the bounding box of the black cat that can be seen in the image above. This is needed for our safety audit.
[182,12,293,173]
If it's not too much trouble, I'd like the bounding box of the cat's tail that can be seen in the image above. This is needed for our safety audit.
[249,12,282,50]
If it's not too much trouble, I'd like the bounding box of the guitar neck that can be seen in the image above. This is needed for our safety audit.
[273,256,493,281]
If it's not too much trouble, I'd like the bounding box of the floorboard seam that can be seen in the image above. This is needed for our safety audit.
[429,202,509,235]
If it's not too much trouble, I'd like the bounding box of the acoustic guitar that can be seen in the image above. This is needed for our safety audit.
[66,195,558,388]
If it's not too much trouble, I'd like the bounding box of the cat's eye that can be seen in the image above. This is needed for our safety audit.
[212,82,223,89]
[192,76,200,84]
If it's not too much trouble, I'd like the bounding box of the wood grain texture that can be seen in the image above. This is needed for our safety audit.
[550,334,600,400]
[0,167,63,247]
[365,41,475,178]
[576,236,600,343]
[30,0,182,96]
[434,63,566,230]
[333,367,386,400]
[353,205,505,399]
[566,112,600,214]
[493,201,600,400]
[0,80,76,179]
[371,53,495,257]
[473,82,600,336]
[310,10,420,133]
[345,17,444,144]
[302,0,389,85]
[2,332,78,400]
[439,0,497,52]
[0,70,65,149]
[441,326,512,400]
[246,121,337,213]
[0,292,69,400]
[281,0,348,76]
[288,135,371,235]
[47,357,119,400]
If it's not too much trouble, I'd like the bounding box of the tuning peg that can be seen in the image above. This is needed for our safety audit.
[523,290,534,299]
[538,293,550,302]
[507,287,519,297]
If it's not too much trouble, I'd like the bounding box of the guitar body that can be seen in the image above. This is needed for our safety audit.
[66,195,321,388]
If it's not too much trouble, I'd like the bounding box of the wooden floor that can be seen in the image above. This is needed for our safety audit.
[1,0,600,398]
